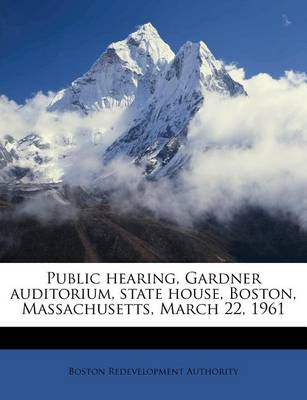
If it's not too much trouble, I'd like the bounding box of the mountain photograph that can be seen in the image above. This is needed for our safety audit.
[1,1,307,262]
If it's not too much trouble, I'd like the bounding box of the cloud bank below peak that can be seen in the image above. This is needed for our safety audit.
[1,36,307,228]
[100,66,307,228]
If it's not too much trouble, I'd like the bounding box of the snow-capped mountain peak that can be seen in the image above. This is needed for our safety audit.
[48,23,174,113]
[107,23,174,73]
[105,37,246,178]
[164,40,245,96]
[134,22,159,35]
[124,23,174,69]
[2,24,246,184]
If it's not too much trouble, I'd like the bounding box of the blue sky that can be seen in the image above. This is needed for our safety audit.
[0,0,306,102]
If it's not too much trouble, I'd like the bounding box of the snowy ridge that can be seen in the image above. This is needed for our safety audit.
[105,38,246,177]
[48,23,174,113]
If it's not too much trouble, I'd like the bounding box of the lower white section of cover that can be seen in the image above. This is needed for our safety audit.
[0,263,306,327]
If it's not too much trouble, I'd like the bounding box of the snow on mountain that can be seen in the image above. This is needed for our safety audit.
[1,23,246,184]
[48,23,175,113]
[0,134,62,183]
[0,136,18,169]
[105,40,246,178]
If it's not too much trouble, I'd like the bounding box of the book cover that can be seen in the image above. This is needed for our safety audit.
[0,0,306,398]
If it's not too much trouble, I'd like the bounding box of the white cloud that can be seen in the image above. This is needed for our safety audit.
[225,63,246,85]
[282,14,292,27]
[2,67,307,229]
[97,67,307,228]
[0,91,131,183]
